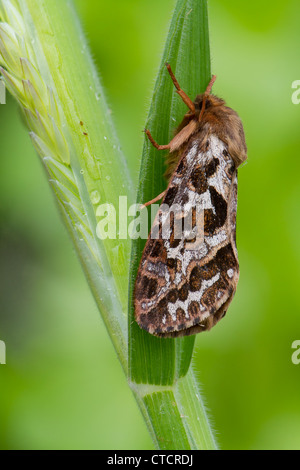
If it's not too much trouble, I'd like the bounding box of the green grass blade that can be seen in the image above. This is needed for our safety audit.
[129,0,211,386]
[128,0,216,450]
[0,0,134,371]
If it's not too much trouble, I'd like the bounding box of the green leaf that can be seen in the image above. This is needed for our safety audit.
[128,0,216,450]
[0,0,134,371]
[129,0,211,386]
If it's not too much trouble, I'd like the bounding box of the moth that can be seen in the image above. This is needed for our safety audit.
[134,64,247,337]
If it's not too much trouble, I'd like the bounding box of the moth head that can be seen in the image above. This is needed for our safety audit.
[193,94,247,167]
[194,94,225,113]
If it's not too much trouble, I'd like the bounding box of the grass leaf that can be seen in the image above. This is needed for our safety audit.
[128,0,216,450]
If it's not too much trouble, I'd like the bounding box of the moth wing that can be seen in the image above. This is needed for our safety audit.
[134,134,239,337]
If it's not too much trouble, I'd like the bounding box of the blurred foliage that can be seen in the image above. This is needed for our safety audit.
[0,0,300,450]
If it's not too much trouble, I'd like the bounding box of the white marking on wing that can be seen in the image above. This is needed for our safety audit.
[185,142,199,165]
[206,230,227,247]
[227,268,234,278]
[167,272,220,320]
[207,135,233,197]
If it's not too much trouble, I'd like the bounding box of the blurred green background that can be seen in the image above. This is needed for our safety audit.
[1,0,300,450]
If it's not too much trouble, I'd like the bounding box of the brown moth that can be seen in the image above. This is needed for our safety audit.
[134,64,247,337]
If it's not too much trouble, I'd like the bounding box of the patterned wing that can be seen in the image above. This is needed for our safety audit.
[134,134,239,337]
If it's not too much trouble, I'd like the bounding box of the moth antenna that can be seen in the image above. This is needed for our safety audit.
[204,74,217,96]
[199,75,217,122]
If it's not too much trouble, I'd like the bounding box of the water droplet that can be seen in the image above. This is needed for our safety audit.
[95,93,101,101]
[106,176,111,181]
[90,190,100,204]
[104,136,107,140]
[80,169,84,175]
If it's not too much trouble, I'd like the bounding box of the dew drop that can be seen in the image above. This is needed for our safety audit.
[106,176,111,181]
[90,190,100,204]
[80,169,84,175]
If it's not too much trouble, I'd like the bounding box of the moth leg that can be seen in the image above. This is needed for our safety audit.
[165,63,195,113]
[144,129,170,150]
[144,63,199,151]
[142,191,166,207]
